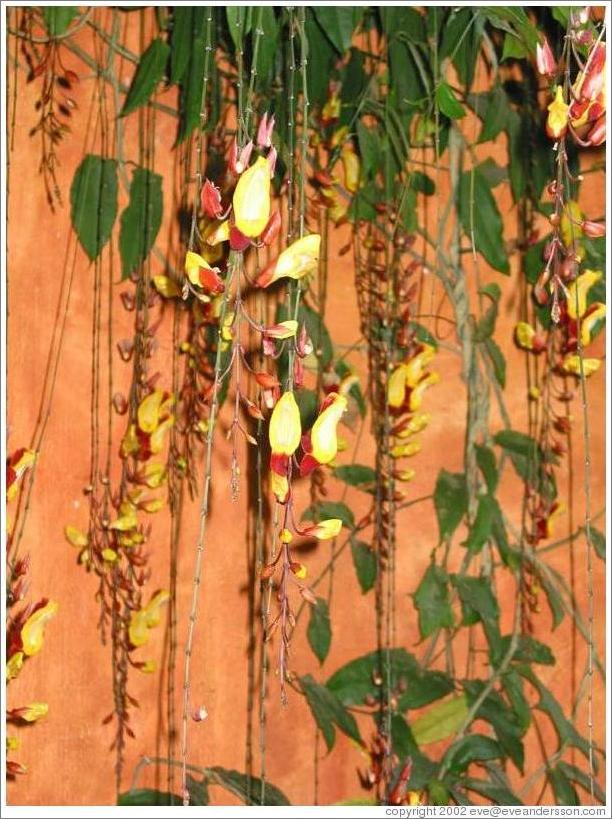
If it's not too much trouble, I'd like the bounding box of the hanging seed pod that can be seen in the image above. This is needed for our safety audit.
[116,339,134,362]
[112,393,128,415]
[120,291,135,311]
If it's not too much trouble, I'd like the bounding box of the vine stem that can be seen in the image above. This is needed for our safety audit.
[180,259,236,806]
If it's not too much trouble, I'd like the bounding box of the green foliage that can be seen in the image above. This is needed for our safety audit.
[413,564,454,638]
[333,464,376,489]
[300,675,362,752]
[411,695,468,746]
[43,6,77,37]
[70,155,118,262]
[350,538,377,593]
[434,470,468,542]
[458,167,510,274]
[119,167,163,279]
[307,597,331,664]
[121,39,170,117]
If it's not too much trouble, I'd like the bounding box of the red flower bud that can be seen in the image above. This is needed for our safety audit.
[200,179,223,219]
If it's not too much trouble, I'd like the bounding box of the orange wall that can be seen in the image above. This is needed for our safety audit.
[6,10,606,806]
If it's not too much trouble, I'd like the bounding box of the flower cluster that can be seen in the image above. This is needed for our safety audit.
[387,344,439,482]
[6,452,57,776]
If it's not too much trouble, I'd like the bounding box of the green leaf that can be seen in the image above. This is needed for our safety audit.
[207,767,290,806]
[451,574,499,625]
[255,7,279,85]
[118,790,182,806]
[439,8,482,88]
[521,670,593,765]
[295,389,318,430]
[70,155,118,262]
[556,761,606,804]
[121,39,170,117]
[462,494,495,554]
[307,598,332,664]
[357,122,381,181]
[502,670,531,734]
[312,7,357,54]
[506,110,527,202]
[411,695,468,746]
[463,681,525,771]
[118,778,207,806]
[300,674,361,752]
[43,7,77,37]
[484,338,506,388]
[388,713,421,760]
[502,33,528,61]
[170,7,194,84]
[443,735,502,775]
[538,568,566,629]
[333,464,376,489]
[494,429,540,483]
[226,7,252,50]
[350,538,377,593]
[435,81,465,119]
[326,648,452,711]
[475,444,498,493]
[476,85,509,143]
[462,778,523,805]
[302,501,354,530]
[119,167,163,279]
[409,171,436,195]
[458,168,509,274]
[589,526,606,560]
[177,9,207,142]
[409,321,439,349]
[433,470,467,542]
[413,564,454,639]
[549,766,579,806]
[335,358,366,417]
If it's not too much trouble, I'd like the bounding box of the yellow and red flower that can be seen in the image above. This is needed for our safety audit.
[300,392,347,476]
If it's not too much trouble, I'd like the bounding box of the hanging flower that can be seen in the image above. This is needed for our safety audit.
[566,269,602,319]
[263,320,299,339]
[269,391,302,462]
[256,234,321,287]
[300,392,347,476]
[579,303,606,346]
[536,37,557,76]
[341,143,361,193]
[561,354,601,377]
[546,86,569,139]
[184,251,225,294]
[6,448,37,502]
[515,321,546,352]
[128,590,170,648]
[20,600,58,657]
[8,702,49,723]
[300,519,343,540]
[256,112,275,148]
[233,156,271,238]
[200,179,223,219]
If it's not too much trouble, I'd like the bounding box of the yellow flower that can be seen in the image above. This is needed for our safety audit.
[388,364,409,408]
[18,702,49,723]
[560,200,584,254]
[269,392,302,456]
[566,269,602,320]
[257,234,321,287]
[7,736,20,752]
[404,345,436,388]
[205,219,230,246]
[341,144,360,193]
[102,548,118,562]
[7,652,24,680]
[396,413,431,438]
[140,660,157,673]
[270,471,289,503]
[143,462,167,488]
[391,441,421,459]
[65,525,88,548]
[233,156,271,237]
[150,416,175,454]
[310,393,347,465]
[7,449,37,502]
[561,355,601,377]
[120,424,139,458]
[21,600,58,657]
[109,507,138,531]
[546,85,569,139]
[302,518,343,540]
[409,372,439,412]
[396,468,416,482]
[129,590,170,648]
[153,275,181,298]
[580,303,606,346]
[264,320,299,339]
